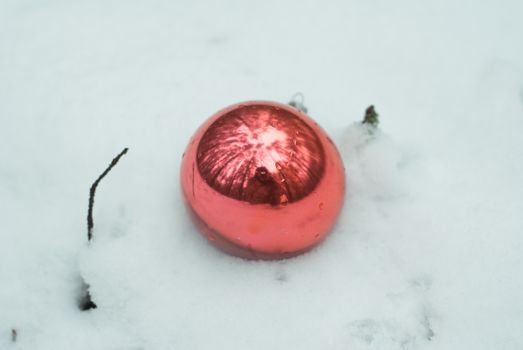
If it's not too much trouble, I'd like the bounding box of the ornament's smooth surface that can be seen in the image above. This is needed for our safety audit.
[181,101,345,259]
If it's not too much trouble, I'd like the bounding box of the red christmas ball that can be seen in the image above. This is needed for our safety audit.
[180,101,345,259]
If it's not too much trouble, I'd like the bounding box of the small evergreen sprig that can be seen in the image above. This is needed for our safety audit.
[362,105,379,128]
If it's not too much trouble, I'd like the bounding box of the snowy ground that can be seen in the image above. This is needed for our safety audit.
[1,1,523,349]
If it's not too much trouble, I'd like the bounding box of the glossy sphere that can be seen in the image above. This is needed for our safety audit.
[181,101,345,259]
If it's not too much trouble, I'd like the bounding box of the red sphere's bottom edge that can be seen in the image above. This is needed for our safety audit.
[185,205,322,260]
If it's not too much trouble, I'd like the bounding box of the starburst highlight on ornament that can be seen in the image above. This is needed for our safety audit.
[197,104,325,206]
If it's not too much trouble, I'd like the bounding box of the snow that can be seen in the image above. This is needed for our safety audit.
[1,0,523,349]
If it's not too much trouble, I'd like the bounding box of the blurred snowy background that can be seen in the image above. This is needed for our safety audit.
[1,0,522,349]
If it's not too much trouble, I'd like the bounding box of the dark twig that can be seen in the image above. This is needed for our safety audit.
[81,147,128,311]
[87,148,129,242]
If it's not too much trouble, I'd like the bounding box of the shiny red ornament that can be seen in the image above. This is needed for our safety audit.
[180,101,345,260]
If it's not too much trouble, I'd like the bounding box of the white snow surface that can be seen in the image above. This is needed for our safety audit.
[1,1,523,349]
